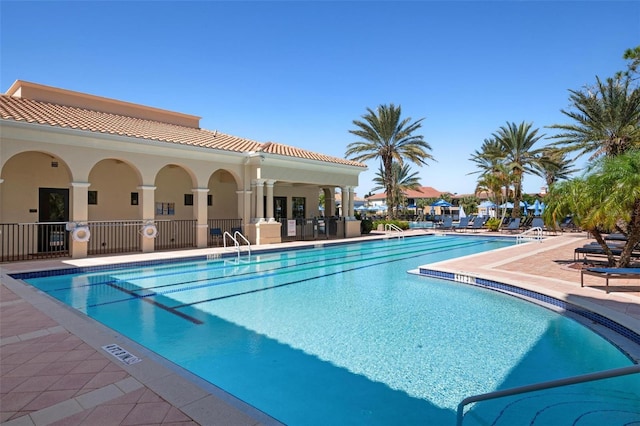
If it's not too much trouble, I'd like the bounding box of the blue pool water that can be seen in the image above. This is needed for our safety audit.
[21,235,640,425]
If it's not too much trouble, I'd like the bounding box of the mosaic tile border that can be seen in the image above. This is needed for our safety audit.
[418,267,640,347]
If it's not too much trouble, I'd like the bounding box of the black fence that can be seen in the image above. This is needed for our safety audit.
[207,219,243,247]
[279,217,345,242]
[1,219,217,262]
[0,222,69,262]
[87,220,143,256]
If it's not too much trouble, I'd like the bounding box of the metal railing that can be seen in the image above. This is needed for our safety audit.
[155,219,197,251]
[280,217,345,242]
[207,219,243,247]
[456,364,640,426]
[2,219,244,262]
[0,222,69,262]
[384,223,404,239]
[516,226,543,244]
[87,220,143,255]
[223,231,251,261]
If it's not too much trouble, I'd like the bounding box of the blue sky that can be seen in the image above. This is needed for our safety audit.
[2,1,638,198]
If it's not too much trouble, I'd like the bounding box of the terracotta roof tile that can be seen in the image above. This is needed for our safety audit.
[0,95,365,168]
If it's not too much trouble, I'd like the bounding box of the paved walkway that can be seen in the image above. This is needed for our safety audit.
[1,232,639,425]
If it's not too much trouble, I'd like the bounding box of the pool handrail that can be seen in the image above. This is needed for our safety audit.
[223,230,251,260]
[515,226,543,244]
[384,223,404,239]
[456,364,640,426]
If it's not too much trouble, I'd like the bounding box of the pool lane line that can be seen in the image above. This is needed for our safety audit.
[131,240,488,299]
[83,239,490,309]
[41,235,468,293]
[170,240,490,308]
[105,282,204,324]
[93,235,459,288]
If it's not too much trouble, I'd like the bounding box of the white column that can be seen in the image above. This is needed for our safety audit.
[70,182,91,222]
[341,186,350,218]
[70,182,91,258]
[138,185,156,253]
[265,179,275,222]
[253,179,265,223]
[348,187,355,219]
[193,188,209,248]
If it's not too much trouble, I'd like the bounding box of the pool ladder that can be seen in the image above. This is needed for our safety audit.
[223,231,251,261]
[456,364,640,425]
[384,223,404,239]
[516,226,543,244]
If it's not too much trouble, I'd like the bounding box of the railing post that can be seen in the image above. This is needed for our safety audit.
[456,364,640,426]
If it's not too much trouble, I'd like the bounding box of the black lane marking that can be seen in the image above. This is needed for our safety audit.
[106,282,203,324]
[173,241,489,308]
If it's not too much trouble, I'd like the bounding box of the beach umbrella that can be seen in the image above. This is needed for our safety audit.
[499,202,514,209]
[459,205,466,218]
[479,201,497,208]
[532,199,541,216]
[431,199,453,207]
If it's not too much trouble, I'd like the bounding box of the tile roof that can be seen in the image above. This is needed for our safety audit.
[367,186,448,200]
[0,94,365,168]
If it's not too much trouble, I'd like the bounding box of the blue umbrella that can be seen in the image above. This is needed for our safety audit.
[479,201,497,208]
[532,199,541,216]
[431,199,453,207]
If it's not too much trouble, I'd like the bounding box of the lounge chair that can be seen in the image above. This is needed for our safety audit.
[452,217,469,232]
[574,242,640,262]
[520,216,533,229]
[501,218,521,233]
[468,216,485,232]
[436,216,453,230]
[604,233,628,241]
[580,267,640,293]
[559,215,578,232]
[531,217,544,229]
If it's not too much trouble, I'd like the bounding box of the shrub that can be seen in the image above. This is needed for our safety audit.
[484,218,501,231]
[360,218,374,234]
[372,219,410,231]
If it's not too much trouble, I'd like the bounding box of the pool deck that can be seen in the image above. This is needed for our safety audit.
[1,231,639,425]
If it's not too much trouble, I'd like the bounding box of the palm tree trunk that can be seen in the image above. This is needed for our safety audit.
[616,199,640,267]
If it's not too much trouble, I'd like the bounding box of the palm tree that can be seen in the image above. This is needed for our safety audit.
[346,104,433,218]
[544,150,640,267]
[534,147,579,188]
[492,122,547,218]
[371,162,421,218]
[469,138,512,212]
[548,76,640,160]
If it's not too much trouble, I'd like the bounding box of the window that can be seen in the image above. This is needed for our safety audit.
[88,191,98,205]
[207,195,212,206]
[131,192,139,205]
[184,194,194,206]
[292,197,306,219]
[155,202,175,216]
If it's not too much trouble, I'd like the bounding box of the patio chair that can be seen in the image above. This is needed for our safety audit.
[531,217,544,229]
[436,216,453,230]
[580,267,640,293]
[520,216,533,229]
[468,216,485,232]
[210,227,223,246]
[501,218,521,233]
[452,217,469,232]
[559,215,578,232]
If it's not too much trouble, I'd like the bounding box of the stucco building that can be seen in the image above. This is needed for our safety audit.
[0,81,366,260]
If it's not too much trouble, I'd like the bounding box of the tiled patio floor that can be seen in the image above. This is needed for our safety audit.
[1,231,639,425]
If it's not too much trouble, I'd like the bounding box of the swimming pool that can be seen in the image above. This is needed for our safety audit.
[18,235,640,425]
